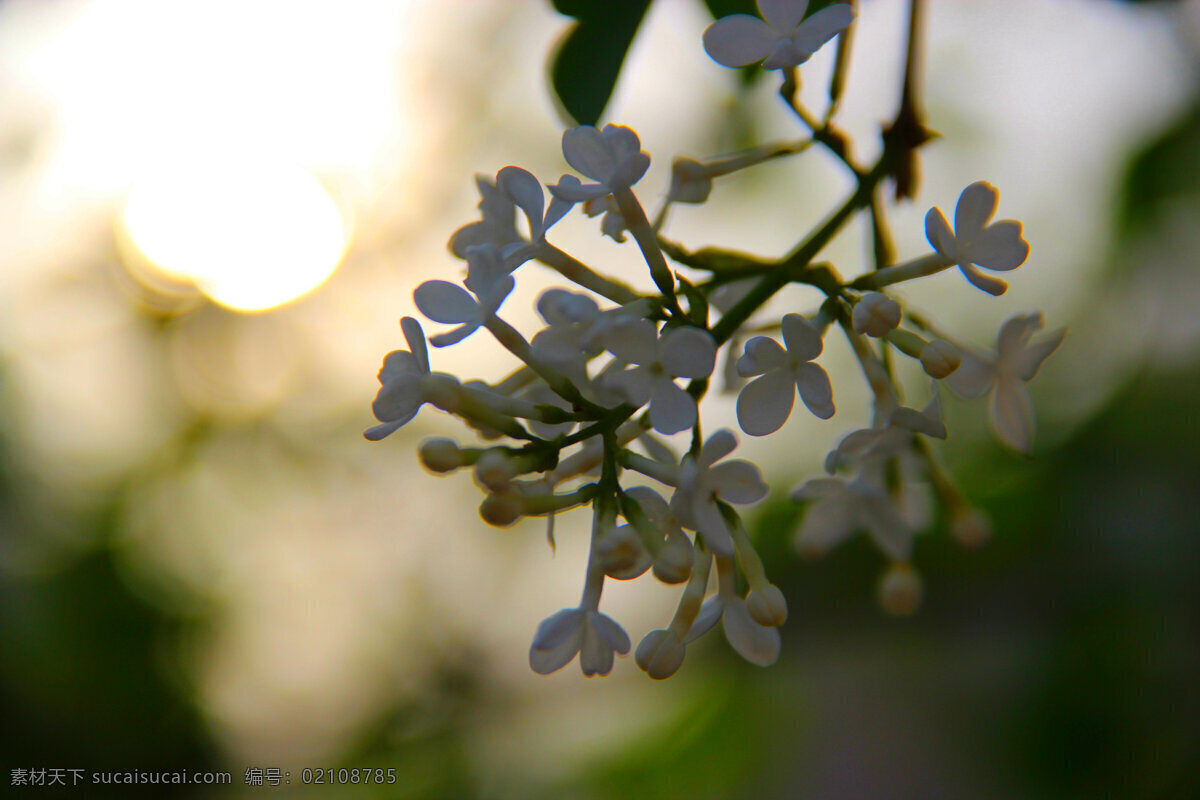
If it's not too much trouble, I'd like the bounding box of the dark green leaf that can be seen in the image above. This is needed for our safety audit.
[548,0,653,126]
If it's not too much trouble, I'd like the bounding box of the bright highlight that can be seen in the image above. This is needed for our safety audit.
[123,156,347,312]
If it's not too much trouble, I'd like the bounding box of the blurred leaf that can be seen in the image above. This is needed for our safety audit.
[548,0,653,126]
[1116,95,1200,240]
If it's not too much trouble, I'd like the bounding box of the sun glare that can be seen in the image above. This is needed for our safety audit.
[122,155,347,312]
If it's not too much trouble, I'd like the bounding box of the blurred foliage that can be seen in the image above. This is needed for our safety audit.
[547,0,838,125]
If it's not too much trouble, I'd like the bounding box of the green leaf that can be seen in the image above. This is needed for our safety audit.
[549,0,653,126]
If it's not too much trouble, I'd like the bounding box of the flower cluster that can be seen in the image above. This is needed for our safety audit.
[366,2,1063,677]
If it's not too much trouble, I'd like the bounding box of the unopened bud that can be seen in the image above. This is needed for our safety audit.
[746,584,788,627]
[921,339,961,379]
[419,438,461,473]
[951,506,992,549]
[475,450,517,491]
[635,629,686,680]
[877,562,923,616]
[479,492,523,527]
[853,292,901,337]
[653,532,693,584]
[595,525,652,580]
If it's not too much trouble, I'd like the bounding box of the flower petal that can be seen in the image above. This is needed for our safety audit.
[428,323,478,348]
[548,177,611,203]
[497,166,545,241]
[824,428,881,473]
[660,327,717,378]
[363,418,408,441]
[414,280,479,324]
[562,125,616,182]
[954,181,999,238]
[959,263,1009,295]
[757,0,809,31]
[997,312,1043,359]
[943,349,995,399]
[589,612,632,655]
[703,15,776,67]
[699,429,738,468]
[737,335,788,377]
[991,378,1035,452]
[531,607,585,650]
[860,494,913,561]
[737,369,795,436]
[400,317,429,374]
[529,609,586,675]
[781,313,823,361]
[790,3,855,56]
[649,379,698,435]
[579,623,614,677]
[604,319,659,365]
[1010,327,1066,382]
[605,365,655,407]
[924,207,955,257]
[684,596,724,644]
[722,600,781,666]
[709,460,768,504]
[794,362,835,419]
[968,221,1029,270]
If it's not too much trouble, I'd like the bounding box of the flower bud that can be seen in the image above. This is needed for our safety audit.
[877,562,923,616]
[652,532,693,584]
[635,629,686,680]
[418,438,461,473]
[852,292,901,337]
[474,450,517,491]
[921,339,961,379]
[950,506,992,549]
[479,492,522,527]
[746,584,788,627]
[595,525,652,580]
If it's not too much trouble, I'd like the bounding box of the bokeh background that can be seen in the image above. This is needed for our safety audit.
[2,0,1198,797]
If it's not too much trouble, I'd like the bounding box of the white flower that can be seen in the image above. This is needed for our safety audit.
[548,124,650,203]
[852,292,901,338]
[791,472,915,561]
[925,181,1030,296]
[945,312,1065,452]
[529,607,631,677]
[735,313,834,436]
[824,388,947,474]
[685,593,781,667]
[602,320,717,435]
[413,243,521,347]
[670,430,768,556]
[703,0,855,71]
[449,168,570,258]
[365,317,430,441]
[529,288,602,381]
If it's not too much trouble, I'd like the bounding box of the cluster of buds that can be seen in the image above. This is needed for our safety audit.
[366,0,1063,677]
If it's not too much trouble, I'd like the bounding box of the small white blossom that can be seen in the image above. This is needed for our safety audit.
[824,388,946,474]
[624,486,694,583]
[853,292,901,337]
[549,124,650,203]
[602,320,717,435]
[413,244,523,347]
[925,181,1031,296]
[529,607,631,677]
[945,312,1065,452]
[791,472,915,561]
[736,313,834,436]
[670,430,768,556]
[365,317,431,441]
[449,168,569,258]
[703,0,855,71]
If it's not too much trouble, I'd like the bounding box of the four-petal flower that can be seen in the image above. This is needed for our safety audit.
[736,313,835,436]
[945,312,1065,452]
[926,181,1031,296]
[365,317,431,441]
[704,0,855,70]
[670,430,768,555]
[602,320,717,435]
